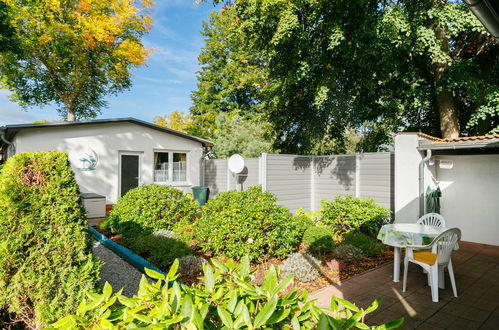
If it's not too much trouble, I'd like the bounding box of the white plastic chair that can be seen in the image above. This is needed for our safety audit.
[417,213,445,227]
[402,228,461,302]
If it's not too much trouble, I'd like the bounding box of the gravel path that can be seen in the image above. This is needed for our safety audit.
[91,239,145,297]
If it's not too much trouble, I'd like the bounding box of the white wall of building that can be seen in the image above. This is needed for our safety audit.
[13,122,204,204]
[436,154,499,245]
[395,133,499,246]
[394,134,423,223]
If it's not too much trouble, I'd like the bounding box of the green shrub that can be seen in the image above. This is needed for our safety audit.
[196,186,308,262]
[125,233,193,270]
[0,151,101,328]
[302,226,335,255]
[107,184,197,235]
[51,257,404,329]
[97,217,110,231]
[321,195,391,234]
[343,232,386,257]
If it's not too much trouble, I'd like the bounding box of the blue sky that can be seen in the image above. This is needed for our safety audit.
[0,0,220,126]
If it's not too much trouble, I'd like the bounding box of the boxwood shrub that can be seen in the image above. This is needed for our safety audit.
[0,151,101,328]
[302,226,335,255]
[321,195,391,235]
[196,186,308,262]
[107,184,197,235]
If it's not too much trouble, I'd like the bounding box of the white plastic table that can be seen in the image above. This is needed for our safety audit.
[377,223,447,283]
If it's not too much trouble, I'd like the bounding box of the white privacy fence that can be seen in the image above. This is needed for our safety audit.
[203,152,394,213]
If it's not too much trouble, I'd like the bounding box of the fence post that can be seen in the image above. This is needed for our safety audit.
[310,156,316,212]
[355,153,361,198]
[226,158,231,192]
[259,153,268,191]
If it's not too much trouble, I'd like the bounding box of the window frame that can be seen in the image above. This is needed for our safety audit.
[153,150,190,185]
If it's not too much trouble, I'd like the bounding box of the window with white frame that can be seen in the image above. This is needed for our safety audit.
[154,151,187,183]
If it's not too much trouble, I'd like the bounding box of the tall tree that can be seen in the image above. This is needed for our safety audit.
[153,111,193,133]
[195,0,498,153]
[0,0,153,121]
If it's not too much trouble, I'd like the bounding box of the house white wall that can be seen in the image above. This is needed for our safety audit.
[436,154,499,246]
[394,134,424,223]
[13,122,204,204]
[395,133,499,246]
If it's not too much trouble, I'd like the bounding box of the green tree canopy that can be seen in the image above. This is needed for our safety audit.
[0,0,153,121]
[194,0,498,153]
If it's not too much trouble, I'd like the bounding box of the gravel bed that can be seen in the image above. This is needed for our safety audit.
[91,239,145,297]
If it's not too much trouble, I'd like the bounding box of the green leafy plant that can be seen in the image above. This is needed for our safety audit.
[51,257,404,329]
[321,195,391,235]
[196,185,308,262]
[107,184,197,235]
[343,232,386,257]
[303,226,335,255]
[97,218,110,231]
[125,233,193,270]
[295,208,322,223]
[281,253,322,283]
[335,244,365,262]
[0,151,101,328]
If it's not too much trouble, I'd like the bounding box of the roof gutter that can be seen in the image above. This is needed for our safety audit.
[418,142,498,150]
[0,127,15,157]
[419,149,432,218]
[464,0,499,39]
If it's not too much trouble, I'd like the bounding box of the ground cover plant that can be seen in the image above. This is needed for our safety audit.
[0,151,101,329]
[342,232,385,257]
[107,184,197,236]
[51,257,404,329]
[195,186,309,262]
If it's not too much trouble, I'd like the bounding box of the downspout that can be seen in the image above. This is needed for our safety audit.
[418,149,432,218]
[0,128,15,158]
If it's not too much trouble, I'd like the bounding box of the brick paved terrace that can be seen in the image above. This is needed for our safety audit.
[309,242,499,329]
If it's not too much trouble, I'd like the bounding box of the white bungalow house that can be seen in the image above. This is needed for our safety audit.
[0,118,213,215]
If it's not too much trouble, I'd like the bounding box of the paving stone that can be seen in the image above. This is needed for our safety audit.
[308,242,499,329]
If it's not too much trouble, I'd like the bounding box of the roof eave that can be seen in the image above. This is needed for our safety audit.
[465,0,499,39]
[418,142,498,150]
[1,118,214,147]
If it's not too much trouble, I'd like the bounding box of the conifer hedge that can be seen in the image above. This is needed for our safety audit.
[0,151,101,328]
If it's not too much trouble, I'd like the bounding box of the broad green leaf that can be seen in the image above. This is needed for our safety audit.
[380,317,405,329]
[204,264,215,292]
[263,265,277,292]
[227,290,238,313]
[103,282,113,299]
[239,255,250,278]
[253,295,278,328]
[217,306,234,329]
[51,315,77,328]
[211,259,229,272]
[291,316,300,330]
[318,313,330,330]
[365,298,380,314]
[145,267,166,280]
[167,259,180,279]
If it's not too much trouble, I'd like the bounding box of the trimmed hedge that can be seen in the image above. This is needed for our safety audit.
[0,151,100,328]
[107,184,197,235]
[321,195,391,235]
[195,186,308,262]
[302,226,335,255]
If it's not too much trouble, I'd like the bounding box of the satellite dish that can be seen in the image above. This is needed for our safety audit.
[228,154,245,174]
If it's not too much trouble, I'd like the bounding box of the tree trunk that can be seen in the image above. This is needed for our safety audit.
[433,26,460,139]
[66,108,75,121]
